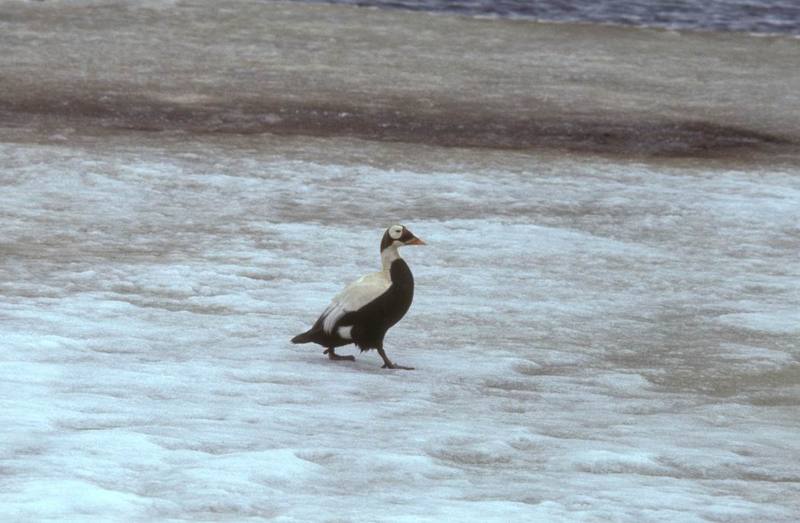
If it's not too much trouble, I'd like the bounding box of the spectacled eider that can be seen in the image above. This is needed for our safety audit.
[291,224,425,370]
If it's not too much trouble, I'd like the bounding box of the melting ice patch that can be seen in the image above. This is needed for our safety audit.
[718,310,800,335]
[1,137,800,521]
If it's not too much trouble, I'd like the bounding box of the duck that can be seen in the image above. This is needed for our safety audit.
[291,224,425,370]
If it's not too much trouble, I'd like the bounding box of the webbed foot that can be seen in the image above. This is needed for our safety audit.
[324,348,355,362]
[381,362,414,370]
[376,348,413,370]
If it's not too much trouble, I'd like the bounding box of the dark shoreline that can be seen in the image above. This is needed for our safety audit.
[1,91,793,159]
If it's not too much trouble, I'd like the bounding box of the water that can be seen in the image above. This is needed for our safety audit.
[1,1,799,521]
[301,0,800,36]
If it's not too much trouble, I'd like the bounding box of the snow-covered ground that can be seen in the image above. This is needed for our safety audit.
[2,133,799,521]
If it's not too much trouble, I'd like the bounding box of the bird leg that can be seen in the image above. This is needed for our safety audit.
[324,348,355,362]
[377,347,414,370]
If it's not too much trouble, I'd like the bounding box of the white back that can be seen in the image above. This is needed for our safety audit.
[320,271,391,334]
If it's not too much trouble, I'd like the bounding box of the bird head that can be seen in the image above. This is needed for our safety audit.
[381,224,426,251]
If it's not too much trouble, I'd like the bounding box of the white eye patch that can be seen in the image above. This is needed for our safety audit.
[389,226,403,240]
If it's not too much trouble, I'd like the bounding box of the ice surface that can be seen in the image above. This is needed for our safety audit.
[2,134,799,521]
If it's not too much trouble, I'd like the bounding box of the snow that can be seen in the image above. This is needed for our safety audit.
[2,134,799,521]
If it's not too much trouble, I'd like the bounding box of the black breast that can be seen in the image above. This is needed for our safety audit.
[346,258,414,351]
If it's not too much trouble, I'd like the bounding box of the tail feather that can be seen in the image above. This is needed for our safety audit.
[291,329,316,344]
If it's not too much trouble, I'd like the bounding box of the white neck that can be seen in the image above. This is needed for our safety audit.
[381,244,401,273]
